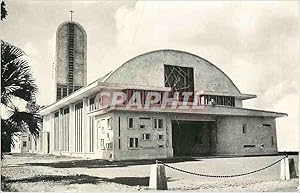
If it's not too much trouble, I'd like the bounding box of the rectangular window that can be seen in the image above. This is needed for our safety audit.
[97,120,101,128]
[154,118,163,129]
[243,144,256,148]
[128,117,133,129]
[142,134,150,140]
[118,116,121,137]
[62,87,68,97]
[158,134,163,140]
[135,138,138,148]
[158,144,164,148]
[119,138,121,149]
[34,139,37,150]
[129,138,138,148]
[106,142,113,150]
[201,95,235,106]
[158,119,163,129]
[107,133,109,138]
[139,124,145,129]
[23,141,27,147]
[262,124,271,127]
[129,138,134,148]
[101,119,105,133]
[242,124,247,134]
[89,96,95,111]
[139,117,151,120]
[107,118,112,130]
[164,65,194,94]
[271,136,274,145]
[100,139,105,149]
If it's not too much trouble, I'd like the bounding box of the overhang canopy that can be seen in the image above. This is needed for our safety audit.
[39,81,171,115]
[195,90,256,100]
[87,105,287,118]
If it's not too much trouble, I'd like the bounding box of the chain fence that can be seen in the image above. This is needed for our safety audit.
[156,155,287,178]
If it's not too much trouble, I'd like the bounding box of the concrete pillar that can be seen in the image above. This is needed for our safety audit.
[289,158,297,178]
[69,103,75,154]
[58,109,63,154]
[82,97,88,155]
[49,113,55,154]
[280,156,290,180]
[149,163,168,190]
[42,132,46,154]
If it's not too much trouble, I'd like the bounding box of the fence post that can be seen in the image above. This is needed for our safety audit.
[149,161,168,190]
[288,158,297,178]
[280,155,290,180]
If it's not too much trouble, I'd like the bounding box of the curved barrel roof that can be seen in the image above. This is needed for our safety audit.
[104,49,241,94]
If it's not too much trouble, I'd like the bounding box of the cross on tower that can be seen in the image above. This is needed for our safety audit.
[69,10,74,21]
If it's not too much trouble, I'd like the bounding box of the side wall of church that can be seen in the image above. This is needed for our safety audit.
[215,116,278,155]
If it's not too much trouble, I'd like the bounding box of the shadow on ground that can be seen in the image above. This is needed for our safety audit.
[26,157,200,168]
[5,174,177,186]
[6,174,101,185]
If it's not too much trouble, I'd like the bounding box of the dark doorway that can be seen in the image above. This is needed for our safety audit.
[172,120,216,157]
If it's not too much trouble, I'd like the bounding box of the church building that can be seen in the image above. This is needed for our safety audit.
[37,20,287,160]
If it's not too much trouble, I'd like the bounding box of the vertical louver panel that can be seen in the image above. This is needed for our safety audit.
[68,24,75,88]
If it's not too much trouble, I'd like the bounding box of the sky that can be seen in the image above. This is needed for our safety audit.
[1,0,299,151]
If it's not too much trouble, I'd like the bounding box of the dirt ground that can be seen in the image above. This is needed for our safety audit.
[1,153,299,192]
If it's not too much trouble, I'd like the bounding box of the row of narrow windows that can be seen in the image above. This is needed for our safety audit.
[128,117,163,129]
[97,135,167,150]
[96,117,167,151]
[200,95,235,106]
[56,85,82,101]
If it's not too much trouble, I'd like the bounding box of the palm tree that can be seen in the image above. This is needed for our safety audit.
[1,40,42,158]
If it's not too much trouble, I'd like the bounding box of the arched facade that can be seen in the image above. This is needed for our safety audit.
[105,50,240,94]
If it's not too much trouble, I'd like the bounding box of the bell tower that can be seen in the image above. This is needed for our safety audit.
[55,13,87,101]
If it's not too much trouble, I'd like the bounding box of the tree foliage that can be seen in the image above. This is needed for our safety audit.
[1,40,42,158]
[1,1,8,21]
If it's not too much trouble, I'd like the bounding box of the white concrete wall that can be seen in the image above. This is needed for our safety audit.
[94,111,173,160]
[235,98,243,108]
[215,116,277,155]
[93,112,114,159]
[115,111,173,160]
[11,132,37,153]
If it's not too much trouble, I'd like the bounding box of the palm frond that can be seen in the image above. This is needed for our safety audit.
[1,40,38,106]
[5,107,41,136]
[1,40,25,62]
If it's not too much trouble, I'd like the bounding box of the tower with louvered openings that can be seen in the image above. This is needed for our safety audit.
[55,21,87,101]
